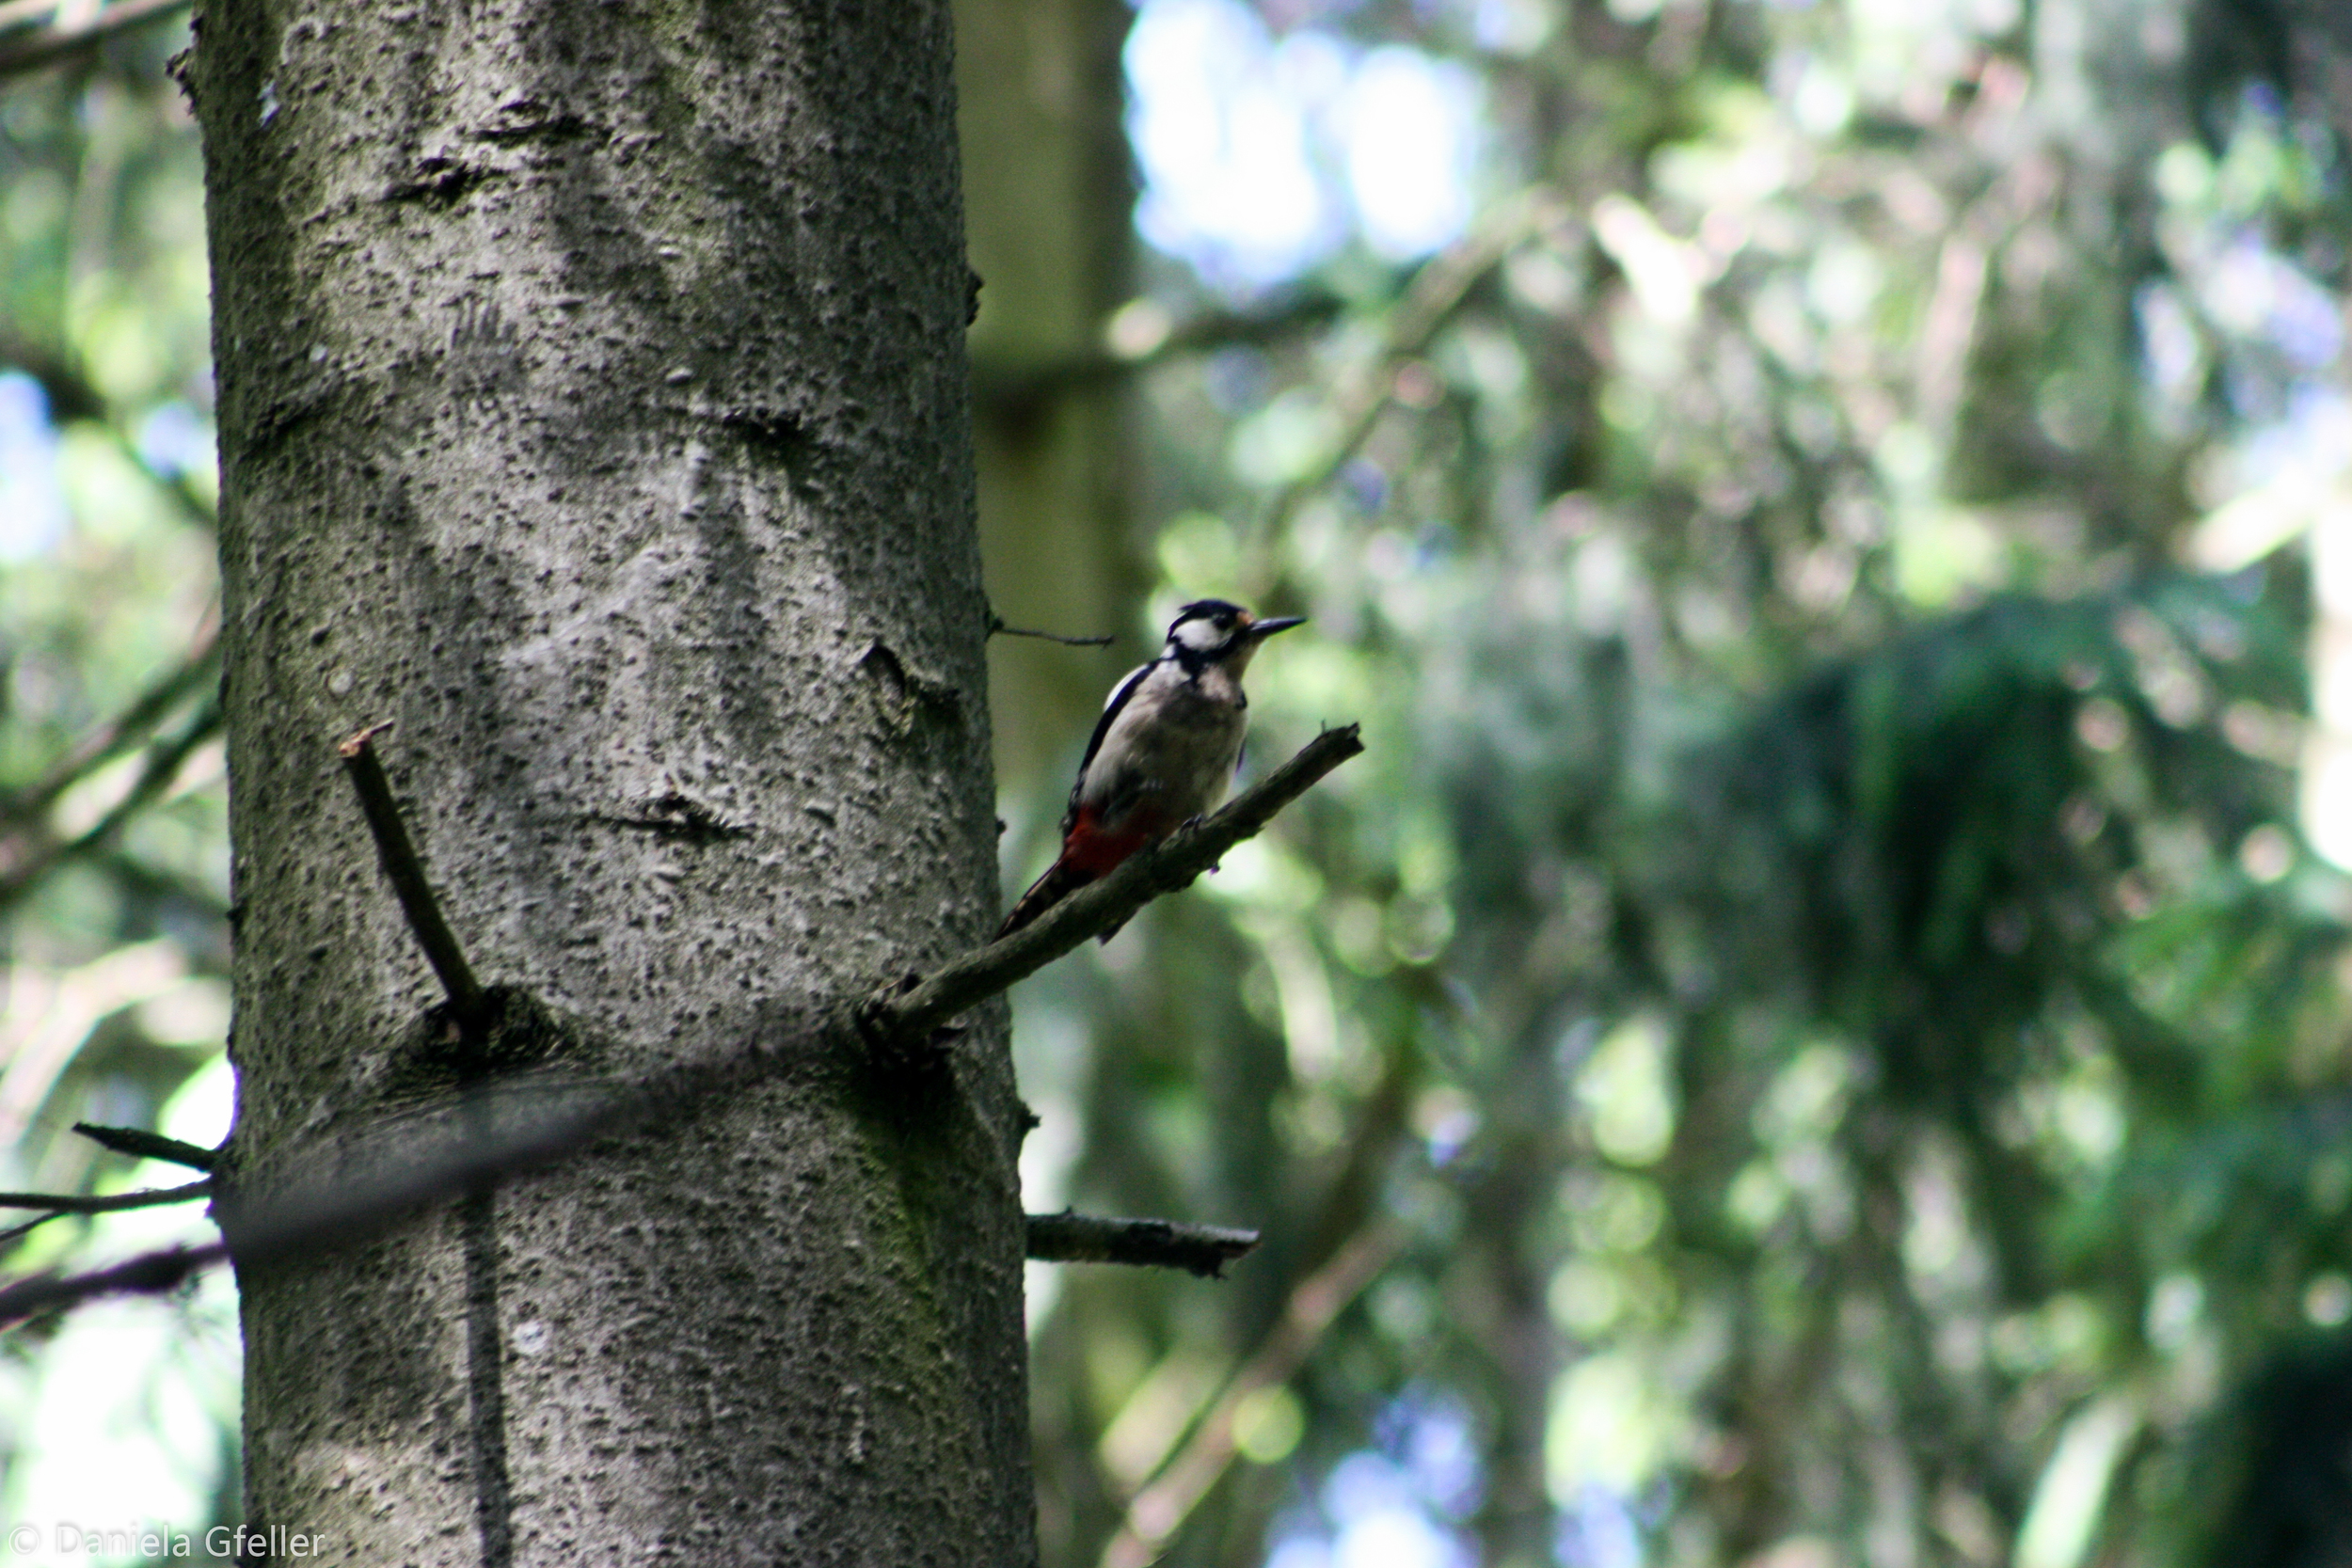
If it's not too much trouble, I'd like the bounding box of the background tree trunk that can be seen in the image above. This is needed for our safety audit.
[955,0,1143,792]
[185,1,1034,1560]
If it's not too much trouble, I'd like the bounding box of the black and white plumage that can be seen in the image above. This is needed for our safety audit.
[997,599,1304,939]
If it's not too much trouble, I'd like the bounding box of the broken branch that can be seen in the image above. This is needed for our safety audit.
[1025,1212,1261,1279]
[72,1121,218,1171]
[339,722,487,1030]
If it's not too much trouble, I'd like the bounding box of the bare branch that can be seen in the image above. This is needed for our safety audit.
[0,632,219,835]
[0,1216,58,1248]
[1025,1212,1261,1279]
[986,613,1115,648]
[72,1121,217,1171]
[0,1179,213,1249]
[864,723,1364,1045]
[0,0,187,77]
[0,1241,225,1318]
[3,1084,1243,1321]
[0,699,221,908]
[339,722,488,1030]
[0,1180,211,1213]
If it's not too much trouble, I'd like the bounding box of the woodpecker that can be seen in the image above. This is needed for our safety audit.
[998,599,1305,939]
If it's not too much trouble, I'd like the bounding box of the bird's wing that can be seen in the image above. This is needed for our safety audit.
[1065,658,1158,828]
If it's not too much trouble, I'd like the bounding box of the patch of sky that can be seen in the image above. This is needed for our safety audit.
[1325,1453,1474,1568]
[0,372,67,560]
[2202,233,2343,371]
[1464,0,1552,55]
[1126,0,1479,291]
[1373,1388,1480,1517]
[1555,1481,1645,1568]
[135,403,213,481]
[2233,383,2352,492]
[2134,283,2201,404]
[1265,1392,1479,1568]
[1337,48,1477,258]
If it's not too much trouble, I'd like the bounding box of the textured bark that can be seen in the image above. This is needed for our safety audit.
[186,1,1033,1562]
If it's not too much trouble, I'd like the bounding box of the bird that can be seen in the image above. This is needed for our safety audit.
[997,598,1305,940]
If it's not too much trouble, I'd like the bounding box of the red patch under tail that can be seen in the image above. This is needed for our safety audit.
[995,809,1160,939]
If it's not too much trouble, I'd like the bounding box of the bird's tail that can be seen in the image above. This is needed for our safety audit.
[997,857,1097,939]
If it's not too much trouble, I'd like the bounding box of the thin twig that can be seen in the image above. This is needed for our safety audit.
[0,1216,57,1248]
[0,700,220,908]
[72,1120,217,1171]
[987,613,1115,648]
[0,632,220,834]
[865,724,1364,1045]
[0,1179,213,1249]
[339,723,487,1029]
[0,1179,211,1212]
[0,0,186,76]
[1025,1212,1261,1279]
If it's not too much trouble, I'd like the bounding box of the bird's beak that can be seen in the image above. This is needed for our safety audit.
[1248,616,1307,638]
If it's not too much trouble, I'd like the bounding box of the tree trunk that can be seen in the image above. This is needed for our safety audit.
[186,1,1034,1561]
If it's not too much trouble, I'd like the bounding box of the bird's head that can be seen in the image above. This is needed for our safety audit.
[1164,599,1305,674]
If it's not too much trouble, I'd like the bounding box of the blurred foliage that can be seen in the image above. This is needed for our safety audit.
[1011,3,2352,1568]
[7,1,2352,1567]
[0,8,237,1548]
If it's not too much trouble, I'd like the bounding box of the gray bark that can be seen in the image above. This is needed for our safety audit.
[186,1,1033,1562]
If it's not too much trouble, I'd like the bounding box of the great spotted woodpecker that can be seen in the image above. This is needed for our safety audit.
[998,599,1305,939]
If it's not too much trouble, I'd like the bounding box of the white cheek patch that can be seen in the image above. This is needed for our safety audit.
[1172,618,1227,653]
